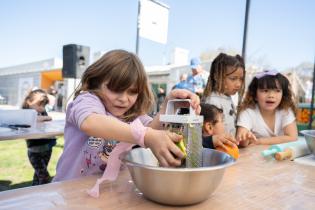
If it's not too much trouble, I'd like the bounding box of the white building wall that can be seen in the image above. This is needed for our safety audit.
[0,72,40,106]
[0,58,62,76]
[0,58,61,106]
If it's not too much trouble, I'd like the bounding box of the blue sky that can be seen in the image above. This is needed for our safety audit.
[0,0,314,70]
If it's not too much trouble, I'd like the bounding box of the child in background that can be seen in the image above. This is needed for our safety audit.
[236,70,297,146]
[200,103,238,151]
[22,89,56,185]
[53,49,200,184]
[202,53,245,136]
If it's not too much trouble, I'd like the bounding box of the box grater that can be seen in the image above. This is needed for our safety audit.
[160,99,204,168]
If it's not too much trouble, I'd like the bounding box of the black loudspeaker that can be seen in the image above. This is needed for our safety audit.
[62,44,90,78]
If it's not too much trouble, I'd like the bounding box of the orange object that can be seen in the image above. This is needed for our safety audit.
[297,108,315,124]
[216,144,239,159]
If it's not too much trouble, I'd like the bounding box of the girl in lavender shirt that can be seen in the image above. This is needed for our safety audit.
[53,49,200,182]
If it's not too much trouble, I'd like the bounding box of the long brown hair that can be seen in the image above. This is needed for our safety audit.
[74,49,154,121]
[238,72,297,114]
[203,53,245,99]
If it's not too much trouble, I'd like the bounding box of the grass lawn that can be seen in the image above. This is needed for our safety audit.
[0,137,64,191]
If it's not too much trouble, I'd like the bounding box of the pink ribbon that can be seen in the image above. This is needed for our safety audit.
[87,118,148,198]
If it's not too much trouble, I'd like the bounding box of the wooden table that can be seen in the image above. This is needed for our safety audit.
[0,120,65,141]
[0,146,314,210]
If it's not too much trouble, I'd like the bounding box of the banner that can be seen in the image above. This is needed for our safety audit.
[139,0,169,44]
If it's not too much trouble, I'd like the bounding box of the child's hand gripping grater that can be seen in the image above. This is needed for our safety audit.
[160,99,204,168]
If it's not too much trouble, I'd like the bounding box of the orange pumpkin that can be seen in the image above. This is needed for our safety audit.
[216,144,239,160]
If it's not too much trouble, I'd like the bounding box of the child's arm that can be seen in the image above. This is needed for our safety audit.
[236,126,257,147]
[256,121,298,145]
[80,113,184,167]
[37,115,52,122]
[80,89,200,167]
[213,133,238,150]
[149,89,201,129]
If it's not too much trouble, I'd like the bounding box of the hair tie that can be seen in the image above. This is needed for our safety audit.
[255,69,279,79]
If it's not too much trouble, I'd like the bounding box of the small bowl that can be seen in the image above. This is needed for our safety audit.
[300,130,315,156]
[123,148,235,206]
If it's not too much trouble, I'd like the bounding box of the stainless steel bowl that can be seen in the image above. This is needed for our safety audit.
[300,130,315,156]
[123,148,235,205]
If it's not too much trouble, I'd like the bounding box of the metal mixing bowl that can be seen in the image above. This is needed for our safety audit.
[300,130,315,156]
[123,148,235,206]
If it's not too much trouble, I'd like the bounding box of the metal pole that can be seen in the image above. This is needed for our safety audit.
[242,0,251,62]
[308,55,315,129]
[135,0,141,55]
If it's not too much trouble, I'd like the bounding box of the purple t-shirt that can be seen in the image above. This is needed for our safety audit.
[53,92,152,182]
